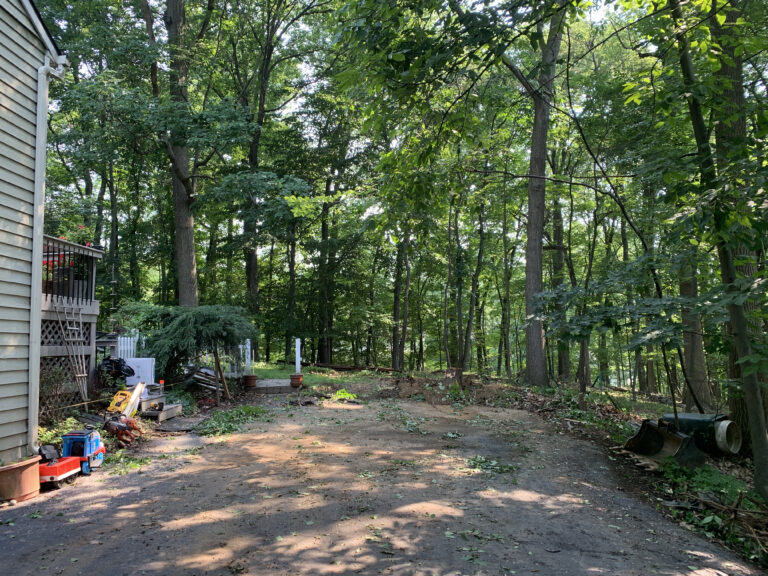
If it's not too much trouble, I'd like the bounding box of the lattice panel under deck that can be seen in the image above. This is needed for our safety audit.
[41,318,93,348]
[39,356,93,424]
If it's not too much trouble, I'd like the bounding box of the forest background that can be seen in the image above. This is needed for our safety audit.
[34,0,768,497]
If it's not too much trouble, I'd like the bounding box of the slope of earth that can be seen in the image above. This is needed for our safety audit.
[1,396,759,576]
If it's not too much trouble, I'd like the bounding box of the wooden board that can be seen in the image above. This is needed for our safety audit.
[142,403,182,422]
[139,394,166,412]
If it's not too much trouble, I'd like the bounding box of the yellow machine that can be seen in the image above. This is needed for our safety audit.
[106,382,146,416]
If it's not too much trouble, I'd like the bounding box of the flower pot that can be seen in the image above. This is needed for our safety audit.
[243,374,259,388]
[0,455,41,502]
[290,373,303,388]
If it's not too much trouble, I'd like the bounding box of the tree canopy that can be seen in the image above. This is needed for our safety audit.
[36,0,768,499]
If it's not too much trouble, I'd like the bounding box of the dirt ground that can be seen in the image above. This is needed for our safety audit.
[1,385,762,576]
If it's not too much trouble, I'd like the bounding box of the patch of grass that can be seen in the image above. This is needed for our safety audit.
[195,405,272,436]
[104,450,152,475]
[466,455,516,474]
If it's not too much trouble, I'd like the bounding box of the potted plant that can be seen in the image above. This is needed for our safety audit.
[0,454,42,502]
[243,363,258,388]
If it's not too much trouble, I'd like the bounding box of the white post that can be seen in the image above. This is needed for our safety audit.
[295,338,301,374]
[244,339,252,374]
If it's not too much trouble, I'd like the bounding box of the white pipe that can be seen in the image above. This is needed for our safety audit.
[27,55,65,456]
[295,338,301,374]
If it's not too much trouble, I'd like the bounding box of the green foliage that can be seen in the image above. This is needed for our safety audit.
[466,455,516,474]
[104,450,152,476]
[330,388,358,401]
[661,462,763,510]
[377,402,431,435]
[38,417,81,448]
[165,388,199,416]
[659,461,767,564]
[195,405,272,436]
[118,303,256,375]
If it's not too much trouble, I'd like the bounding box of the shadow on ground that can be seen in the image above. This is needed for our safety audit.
[1,398,758,576]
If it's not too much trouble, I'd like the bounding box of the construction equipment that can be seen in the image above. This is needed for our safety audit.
[624,419,707,468]
[54,303,89,401]
[106,381,146,416]
[104,414,142,446]
[661,413,742,456]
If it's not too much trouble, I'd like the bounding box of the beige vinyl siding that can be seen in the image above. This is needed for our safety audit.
[0,0,45,462]
[0,171,37,213]
[0,213,34,240]
[1,0,37,36]
[0,92,37,137]
[0,200,34,227]
[0,266,32,295]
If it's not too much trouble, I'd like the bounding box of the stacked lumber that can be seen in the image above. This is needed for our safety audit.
[188,367,231,401]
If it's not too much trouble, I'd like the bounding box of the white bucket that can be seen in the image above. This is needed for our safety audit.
[714,420,742,454]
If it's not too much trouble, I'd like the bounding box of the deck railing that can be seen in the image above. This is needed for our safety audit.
[42,235,104,305]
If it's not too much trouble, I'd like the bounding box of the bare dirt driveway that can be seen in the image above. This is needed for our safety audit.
[1,394,760,576]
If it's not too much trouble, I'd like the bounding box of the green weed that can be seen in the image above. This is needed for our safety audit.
[467,455,516,474]
[195,405,272,436]
[331,388,358,402]
[104,450,152,475]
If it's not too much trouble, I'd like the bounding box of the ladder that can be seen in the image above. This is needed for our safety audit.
[54,304,89,401]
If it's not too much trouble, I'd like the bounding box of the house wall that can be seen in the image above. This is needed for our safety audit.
[0,0,45,463]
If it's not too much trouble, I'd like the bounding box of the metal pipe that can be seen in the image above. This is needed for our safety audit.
[27,53,67,456]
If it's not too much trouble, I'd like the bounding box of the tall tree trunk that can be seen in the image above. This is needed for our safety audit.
[245,246,259,353]
[264,239,275,362]
[93,176,107,247]
[461,208,485,372]
[318,196,334,364]
[366,246,380,366]
[163,0,200,307]
[598,331,609,387]
[680,260,711,411]
[501,195,513,378]
[128,170,142,299]
[671,0,768,499]
[475,297,486,374]
[225,219,235,306]
[284,224,297,361]
[635,348,646,396]
[107,162,121,300]
[502,2,566,387]
[453,200,464,373]
[202,221,218,302]
[576,337,590,391]
[552,199,569,382]
[398,247,411,371]
[645,344,657,395]
[392,238,405,370]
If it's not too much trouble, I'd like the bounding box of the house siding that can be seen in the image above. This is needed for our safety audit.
[0,0,45,463]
